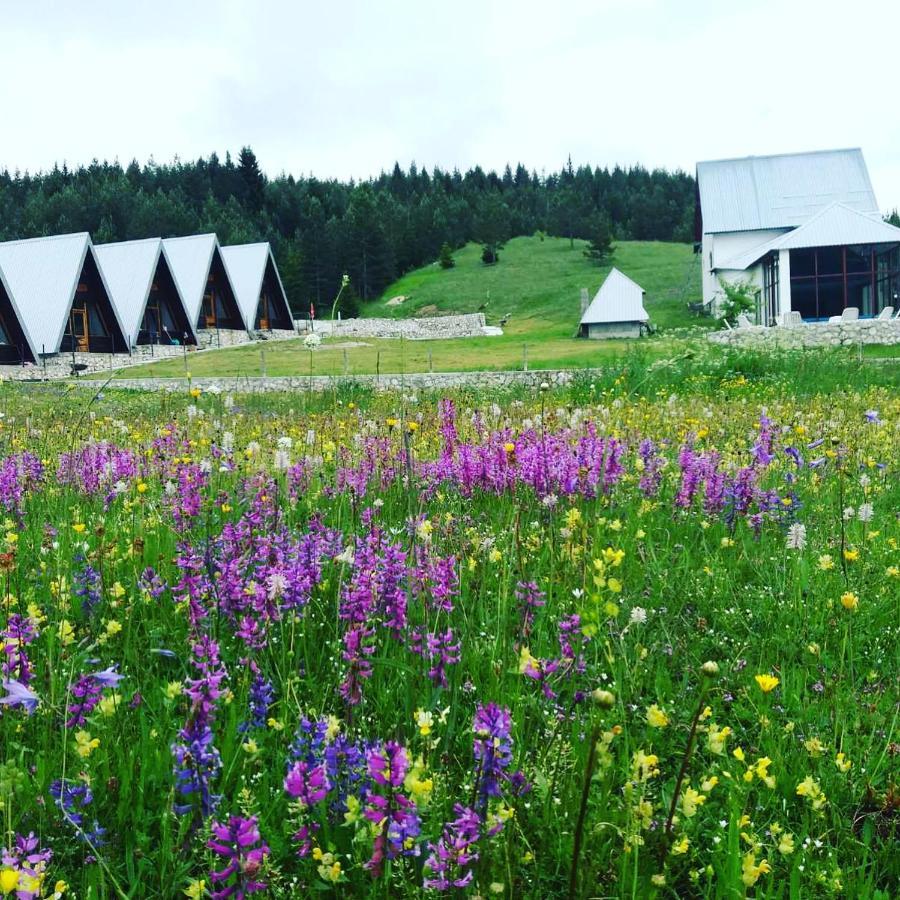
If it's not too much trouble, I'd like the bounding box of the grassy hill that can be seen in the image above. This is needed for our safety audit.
[117,237,706,378]
[368,236,702,334]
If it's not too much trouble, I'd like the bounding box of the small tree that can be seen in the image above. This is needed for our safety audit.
[583,216,614,266]
[438,242,455,269]
[717,278,758,325]
[481,245,499,265]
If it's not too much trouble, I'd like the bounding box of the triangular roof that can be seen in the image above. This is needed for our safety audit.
[95,238,199,346]
[0,232,127,357]
[697,148,878,234]
[161,233,224,326]
[580,268,648,324]
[718,203,900,270]
[220,242,292,330]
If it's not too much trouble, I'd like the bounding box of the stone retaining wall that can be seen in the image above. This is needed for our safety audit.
[296,314,488,341]
[79,368,587,394]
[1,344,191,382]
[708,319,900,349]
[0,329,301,382]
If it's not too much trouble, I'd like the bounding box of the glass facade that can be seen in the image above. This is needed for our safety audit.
[789,244,900,319]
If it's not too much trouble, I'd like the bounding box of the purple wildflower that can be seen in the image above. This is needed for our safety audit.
[207,815,269,899]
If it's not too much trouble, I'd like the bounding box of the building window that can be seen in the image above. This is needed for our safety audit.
[789,245,900,319]
[762,254,779,324]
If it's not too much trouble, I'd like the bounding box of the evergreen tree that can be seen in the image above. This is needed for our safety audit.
[237,146,265,212]
[583,215,614,265]
[438,242,455,269]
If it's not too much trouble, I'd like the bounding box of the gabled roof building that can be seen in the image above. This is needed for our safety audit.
[0,233,128,362]
[95,238,198,347]
[221,242,294,331]
[162,234,244,331]
[696,148,900,322]
[579,268,649,339]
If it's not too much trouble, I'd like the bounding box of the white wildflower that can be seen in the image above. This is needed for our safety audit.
[630,607,648,625]
[786,522,807,551]
[857,503,874,523]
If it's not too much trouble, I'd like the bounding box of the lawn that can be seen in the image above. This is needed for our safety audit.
[116,237,707,378]
[364,236,703,332]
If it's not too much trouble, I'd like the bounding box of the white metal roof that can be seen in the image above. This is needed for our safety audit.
[0,232,126,357]
[161,233,220,326]
[697,149,878,234]
[580,268,649,324]
[95,237,197,346]
[718,203,900,270]
[220,242,292,330]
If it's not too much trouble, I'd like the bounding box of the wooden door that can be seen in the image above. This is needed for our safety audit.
[71,308,89,352]
[203,292,216,327]
[258,294,269,330]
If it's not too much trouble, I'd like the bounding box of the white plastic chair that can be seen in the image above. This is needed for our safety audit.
[736,314,753,329]
[828,307,859,323]
[876,306,894,319]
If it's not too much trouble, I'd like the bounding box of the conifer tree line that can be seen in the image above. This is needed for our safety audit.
[0,148,695,314]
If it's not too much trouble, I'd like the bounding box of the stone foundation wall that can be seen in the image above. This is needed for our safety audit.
[197,329,253,349]
[296,314,488,341]
[708,319,900,349]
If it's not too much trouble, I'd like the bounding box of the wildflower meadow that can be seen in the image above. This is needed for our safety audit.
[0,351,896,898]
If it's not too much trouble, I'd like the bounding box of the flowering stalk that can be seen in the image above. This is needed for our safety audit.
[568,724,600,900]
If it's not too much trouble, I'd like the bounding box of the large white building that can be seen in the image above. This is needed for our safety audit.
[696,148,900,322]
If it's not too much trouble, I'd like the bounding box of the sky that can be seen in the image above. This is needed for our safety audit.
[3,0,900,208]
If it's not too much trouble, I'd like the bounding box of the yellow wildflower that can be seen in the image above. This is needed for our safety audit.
[741,852,771,887]
[414,708,434,737]
[796,776,827,810]
[840,591,859,611]
[671,835,690,855]
[707,724,731,755]
[74,730,100,759]
[646,704,669,728]
[98,693,121,717]
[631,750,660,783]
[804,737,825,757]
[58,619,75,646]
[835,752,852,773]
[778,833,795,855]
[754,673,779,693]
[681,787,706,817]
[0,870,19,895]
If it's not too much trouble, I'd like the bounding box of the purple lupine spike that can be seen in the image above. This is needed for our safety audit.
[423,804,481,890]
[207,815,269,899]
[473,703,513,813]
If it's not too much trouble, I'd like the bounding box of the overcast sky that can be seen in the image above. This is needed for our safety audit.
[3,0,900,207]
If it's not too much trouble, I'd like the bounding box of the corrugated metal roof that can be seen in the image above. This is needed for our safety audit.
[161,234,219,325]
[0,232,131,357]
[220,242,291,330]
[95,238,163,345]
[580,268,648,324]
[718,203,900,270]
[697,149,878,234]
